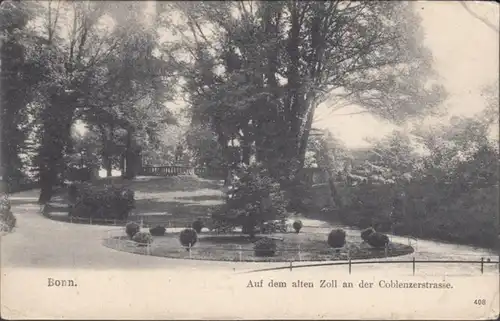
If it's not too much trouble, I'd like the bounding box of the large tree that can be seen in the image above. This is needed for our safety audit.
[161,1,446,183]
[0,0,39,188]
[15,1,178,202]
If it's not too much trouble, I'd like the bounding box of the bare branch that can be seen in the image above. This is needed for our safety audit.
[460,2,499,33]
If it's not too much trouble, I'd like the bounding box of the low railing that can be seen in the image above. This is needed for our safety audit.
[140,165,226,178]
[141,165,195,176]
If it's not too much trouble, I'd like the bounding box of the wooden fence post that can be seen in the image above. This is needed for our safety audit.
[348,258,352,274]
[189,243,192,259]
[480,257,484,274]
[239,245,242,262]
[412,257,416,275]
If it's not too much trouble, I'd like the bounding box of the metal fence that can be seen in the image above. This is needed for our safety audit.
[244,258,500,276]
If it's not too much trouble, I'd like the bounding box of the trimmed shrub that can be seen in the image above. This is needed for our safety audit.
[327,229,346,248]
[219,163,288,237]
[293,220,303,233]
[179,228,198,249]
[361,227,376,242]
[149,225,166,236]
[366,232,390,248]
[132,231,153,245]
[0,194,16,232]
[192,219,204,233]
[70,183,134,220]
[254,238,277,257]
[125,222,140,239]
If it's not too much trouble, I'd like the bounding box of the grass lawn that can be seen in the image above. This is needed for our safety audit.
[45,175,225,227]
[103,229,414,262]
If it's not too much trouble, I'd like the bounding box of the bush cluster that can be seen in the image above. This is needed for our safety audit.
[132,231,153,245]
[361,227,376,242]
[0,194,16,232]
[254,238,277,257]
[260,220,288,234]
[69,183,134,220]
[365,232,389,248]
[149,225,166,236]
[340,181,498,248]
[179,228,198,249]
[327,229,346,248]
[126,222,140,239]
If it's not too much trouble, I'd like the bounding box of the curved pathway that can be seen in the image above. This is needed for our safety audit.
[1,189,498,274]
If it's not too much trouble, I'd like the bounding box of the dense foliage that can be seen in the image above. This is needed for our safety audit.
[163,1,445,188]
[212,164,288,237]
[333,113,499,248]
[0,194,16,232]
[70,183,135,220]
[253,238,277,257]
[149,225,166,237]
[132,231,153,245]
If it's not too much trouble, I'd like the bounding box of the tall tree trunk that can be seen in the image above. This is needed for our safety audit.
[124,129,135,179]
[37,98,73,204]
[123,128,142,179]
[103,154,112,177]
[0,8,29,188]
[99,125,113,177]
[326,168,343,208]
[119,154,125,175]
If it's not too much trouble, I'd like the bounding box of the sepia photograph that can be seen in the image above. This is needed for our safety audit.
[0,0,499,319]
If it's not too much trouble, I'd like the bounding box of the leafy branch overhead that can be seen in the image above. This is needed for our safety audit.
[160,1,447,177]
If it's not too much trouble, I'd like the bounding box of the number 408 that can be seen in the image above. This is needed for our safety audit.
[474,299,486,305]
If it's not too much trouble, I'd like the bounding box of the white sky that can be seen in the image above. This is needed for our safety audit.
[314,1,499,147]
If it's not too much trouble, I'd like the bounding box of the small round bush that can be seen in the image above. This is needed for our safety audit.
[125,222,140,239]
[366,232,389,248]
[192,219,204,233]
[361,227,376,242]
[179,228,198,249]
[149,225,166,236]
[0,195,16,232]
[327,229,346,248]
[254,238,277,257]
[293,220,303,233]
[132,231,153,246]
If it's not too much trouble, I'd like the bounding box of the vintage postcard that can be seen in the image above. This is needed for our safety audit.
[1,0,499,319]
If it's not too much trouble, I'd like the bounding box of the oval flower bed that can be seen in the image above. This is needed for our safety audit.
[103,229,414,262]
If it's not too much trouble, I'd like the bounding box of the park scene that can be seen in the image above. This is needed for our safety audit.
[1,1,499,271]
